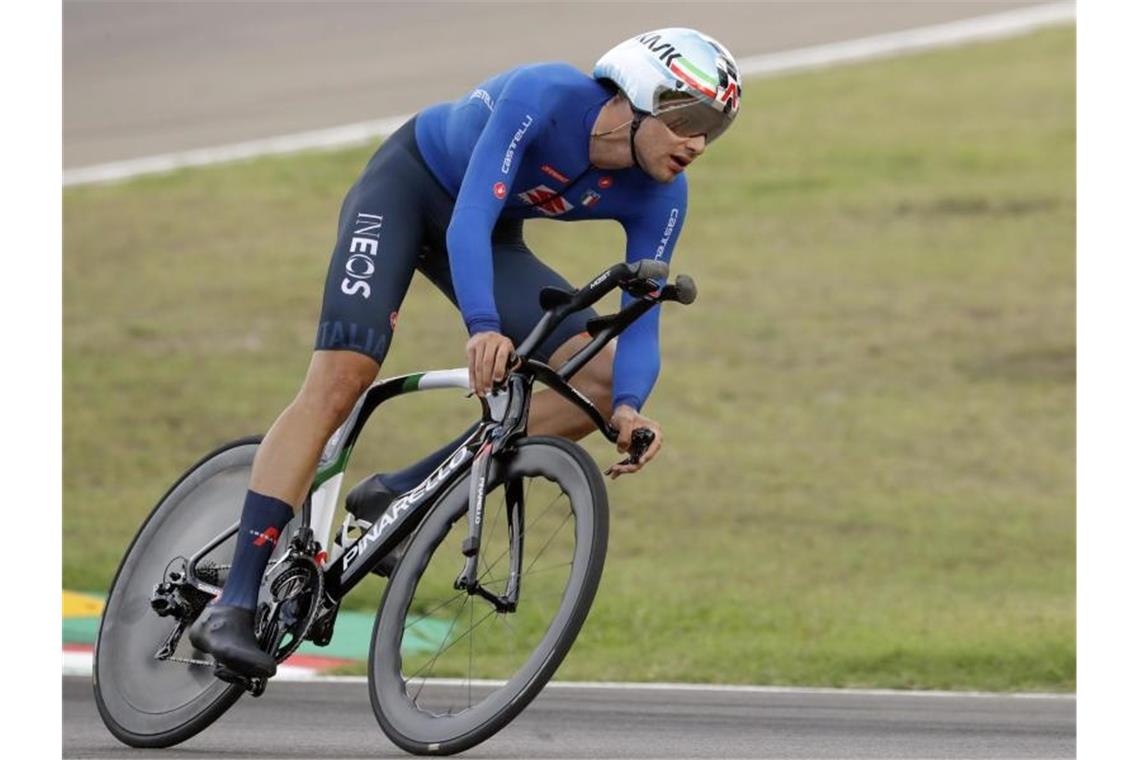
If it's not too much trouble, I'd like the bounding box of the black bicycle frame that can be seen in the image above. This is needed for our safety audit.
[185,260,695,612]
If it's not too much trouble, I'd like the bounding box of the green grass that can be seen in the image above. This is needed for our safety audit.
[63,28,1075,691]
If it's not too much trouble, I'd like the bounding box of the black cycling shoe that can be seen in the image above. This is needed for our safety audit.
[345,473,396,523]
[188,604,276,679]
[344,475,403,576]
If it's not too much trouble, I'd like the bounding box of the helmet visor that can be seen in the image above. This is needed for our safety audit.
[654,92,735,143]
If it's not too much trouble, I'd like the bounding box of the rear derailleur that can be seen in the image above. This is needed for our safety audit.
[148,527,327,697]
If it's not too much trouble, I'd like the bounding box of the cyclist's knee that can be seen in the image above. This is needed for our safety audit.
[294,350,379,427]
[551,334,614,418]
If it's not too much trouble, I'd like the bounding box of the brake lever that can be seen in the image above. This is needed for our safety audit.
[604,427,656,476]
[487,352,523,396]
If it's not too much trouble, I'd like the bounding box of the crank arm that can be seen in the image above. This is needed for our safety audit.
[153,619,188,661]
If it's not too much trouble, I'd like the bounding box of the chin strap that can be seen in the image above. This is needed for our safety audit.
[628,109,649,171]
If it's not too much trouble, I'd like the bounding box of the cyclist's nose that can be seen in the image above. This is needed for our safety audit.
[687,134,707,156]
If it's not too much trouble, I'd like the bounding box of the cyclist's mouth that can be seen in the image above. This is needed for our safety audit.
[668,156,688,174]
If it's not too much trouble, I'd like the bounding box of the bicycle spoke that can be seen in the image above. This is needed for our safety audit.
[381,440,601,742]
[516,561,573,580]
[476,487,567,584]
[406,604,497,688]
[496,609,520,639]
[480,492,506,579]
[409,596,470,700]
[404,592,467,632]
[524,510,573,575]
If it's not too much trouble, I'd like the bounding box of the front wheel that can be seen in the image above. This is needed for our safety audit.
[369,436,609,755]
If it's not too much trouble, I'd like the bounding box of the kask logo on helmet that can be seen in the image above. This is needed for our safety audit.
[637,33,717,101]
[596,28,741,143]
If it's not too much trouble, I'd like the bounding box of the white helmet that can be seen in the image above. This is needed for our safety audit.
[594,28,742,143]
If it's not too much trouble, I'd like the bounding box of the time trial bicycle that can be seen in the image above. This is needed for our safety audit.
[93,258,696,755]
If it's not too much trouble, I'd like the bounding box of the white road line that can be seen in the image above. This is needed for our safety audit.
[62,2,1074,188]
[62,650,1072,699]
[734,0,1074,79]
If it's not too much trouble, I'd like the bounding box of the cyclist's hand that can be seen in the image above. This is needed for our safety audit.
[466,332,516,397]
[606,404,662,479]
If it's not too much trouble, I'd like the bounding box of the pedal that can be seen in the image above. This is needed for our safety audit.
[214,665,267,697]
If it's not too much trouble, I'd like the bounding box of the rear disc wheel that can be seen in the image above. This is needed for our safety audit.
[93,437,295,748]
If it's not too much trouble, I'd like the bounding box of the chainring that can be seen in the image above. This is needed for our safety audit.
[255,554,324,663]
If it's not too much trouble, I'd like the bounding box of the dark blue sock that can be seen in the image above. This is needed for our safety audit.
[220,490,295,609]
[380,423,480,494]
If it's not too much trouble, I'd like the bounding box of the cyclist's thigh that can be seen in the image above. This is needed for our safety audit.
[417,219,597,363]
[315,120,432,365]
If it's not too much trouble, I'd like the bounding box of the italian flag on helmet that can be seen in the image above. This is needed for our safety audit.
[594,28,742,143]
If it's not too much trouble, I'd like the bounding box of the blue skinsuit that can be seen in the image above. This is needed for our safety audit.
[316,63,687,412]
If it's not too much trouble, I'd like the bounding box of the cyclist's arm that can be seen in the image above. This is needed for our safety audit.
[613,177,688,412]
[446,86,547,336]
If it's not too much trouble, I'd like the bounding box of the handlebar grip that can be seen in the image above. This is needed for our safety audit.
[627,427,656,465]
[672,274,698,305]
[630,259,669,282]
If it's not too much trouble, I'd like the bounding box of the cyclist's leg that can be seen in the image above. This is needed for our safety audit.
[536,331,614,438]
[415,218,611,442]
[191,120,432,674]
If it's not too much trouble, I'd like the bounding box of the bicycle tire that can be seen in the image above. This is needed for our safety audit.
[368,436,609,755]
[93,436,269,748]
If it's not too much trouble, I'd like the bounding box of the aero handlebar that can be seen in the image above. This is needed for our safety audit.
[517,259,679,360]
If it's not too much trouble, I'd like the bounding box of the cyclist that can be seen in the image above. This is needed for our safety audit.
[189,28,742,678]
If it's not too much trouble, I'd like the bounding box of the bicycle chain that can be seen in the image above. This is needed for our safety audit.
[162,654,214,667]
[153,552,312,671]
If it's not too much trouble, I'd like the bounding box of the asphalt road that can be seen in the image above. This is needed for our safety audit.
[63,0,1043,168]
[64,676,1074,759]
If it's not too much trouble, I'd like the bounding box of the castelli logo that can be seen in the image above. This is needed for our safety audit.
[598,176,613,189]
[389,311,399,330]
[493,182,507,199]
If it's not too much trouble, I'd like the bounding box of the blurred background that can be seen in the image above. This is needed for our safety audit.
[63,1,1074,691]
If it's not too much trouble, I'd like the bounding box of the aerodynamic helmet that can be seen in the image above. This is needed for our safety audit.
[594,28,742,143]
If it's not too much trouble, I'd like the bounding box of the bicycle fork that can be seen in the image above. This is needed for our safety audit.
[454,453,525,613]
[454,375,529,612]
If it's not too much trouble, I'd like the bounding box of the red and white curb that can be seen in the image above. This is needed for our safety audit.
[63,643,355,682]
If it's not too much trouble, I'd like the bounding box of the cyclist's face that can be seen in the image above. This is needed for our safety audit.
[635,116,707,183]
